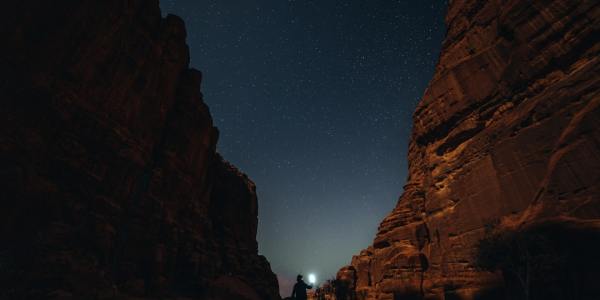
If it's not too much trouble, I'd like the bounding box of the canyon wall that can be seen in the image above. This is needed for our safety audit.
[335,1,600,299]
[0,0,279,299]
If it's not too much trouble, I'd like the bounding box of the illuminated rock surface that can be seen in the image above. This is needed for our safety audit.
[0,1,279,299]
[333,1,600,299]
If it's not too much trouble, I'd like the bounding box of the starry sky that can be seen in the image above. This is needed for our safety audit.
[160,0,446,296]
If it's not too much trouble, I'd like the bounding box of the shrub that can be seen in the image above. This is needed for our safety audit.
[474,222,564,300]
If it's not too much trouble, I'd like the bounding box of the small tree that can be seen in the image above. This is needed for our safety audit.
[474,222,563,300]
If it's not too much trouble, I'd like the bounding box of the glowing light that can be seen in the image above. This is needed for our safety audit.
[308,273,316,285]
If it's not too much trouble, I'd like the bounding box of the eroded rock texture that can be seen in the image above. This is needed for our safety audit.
[335,1,600,299]
[0,1,279,299]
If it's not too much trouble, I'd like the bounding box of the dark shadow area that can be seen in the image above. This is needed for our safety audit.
[475,219,600,300]
[473,285,505,300]
[393,290,422,300]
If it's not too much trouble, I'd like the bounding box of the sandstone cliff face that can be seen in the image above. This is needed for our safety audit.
[336,1,600,299]
[0,1,278,299]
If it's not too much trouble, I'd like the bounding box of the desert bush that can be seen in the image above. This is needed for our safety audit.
[474,222,564,300]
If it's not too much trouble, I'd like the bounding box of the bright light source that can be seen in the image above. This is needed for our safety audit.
[308,273,316,285]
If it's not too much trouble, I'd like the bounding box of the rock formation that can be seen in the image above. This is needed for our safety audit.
[334,1,600,299]
[0,0,279,299]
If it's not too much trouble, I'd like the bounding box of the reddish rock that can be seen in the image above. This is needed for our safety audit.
[334,1,600,299]
[0,0,279,299]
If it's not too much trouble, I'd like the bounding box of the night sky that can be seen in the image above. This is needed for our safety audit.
[159,0,446,295]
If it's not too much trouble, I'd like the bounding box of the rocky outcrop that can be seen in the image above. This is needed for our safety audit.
[0,0,278,299]
[335,1,600,299]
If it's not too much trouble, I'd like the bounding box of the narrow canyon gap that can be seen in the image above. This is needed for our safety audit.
[159,1,447,294]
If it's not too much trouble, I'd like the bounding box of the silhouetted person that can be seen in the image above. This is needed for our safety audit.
[291,274,312,300]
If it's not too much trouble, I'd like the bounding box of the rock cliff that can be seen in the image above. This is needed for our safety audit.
[334,1,600,299]
[0,0,279,299]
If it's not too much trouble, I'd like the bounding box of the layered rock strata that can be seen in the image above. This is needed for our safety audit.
[0,0,279,299]
[335,1,600,299]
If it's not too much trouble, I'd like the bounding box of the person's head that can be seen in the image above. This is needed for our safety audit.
[297,274,303,282]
